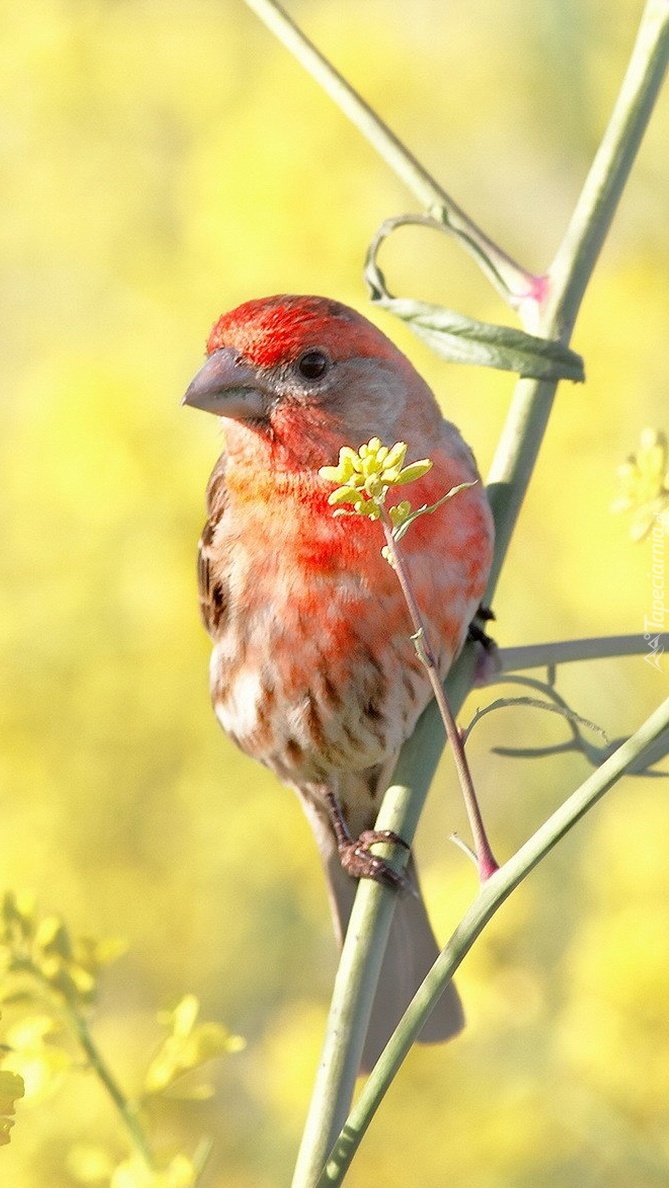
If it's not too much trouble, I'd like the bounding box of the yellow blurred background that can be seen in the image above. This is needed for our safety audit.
[1,0,668,1183]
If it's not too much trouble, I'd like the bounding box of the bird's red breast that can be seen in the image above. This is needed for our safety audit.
[188,295,493,799]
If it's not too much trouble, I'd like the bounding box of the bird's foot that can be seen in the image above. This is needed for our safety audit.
[468,604,501,686]
[338,830,410,891]
[324,788,410,890]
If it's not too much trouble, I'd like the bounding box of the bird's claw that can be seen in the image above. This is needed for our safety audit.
[339,829,410,891]
[467,607,501,686]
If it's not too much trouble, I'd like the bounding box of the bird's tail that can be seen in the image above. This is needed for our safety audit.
[301,790,463,1073]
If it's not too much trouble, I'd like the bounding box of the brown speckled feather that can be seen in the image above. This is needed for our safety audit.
[198,453,229,635]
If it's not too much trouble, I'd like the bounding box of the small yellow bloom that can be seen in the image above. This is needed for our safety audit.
[612,428,669,541]
[319,439,432,514]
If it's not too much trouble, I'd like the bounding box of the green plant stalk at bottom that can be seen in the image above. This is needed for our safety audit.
[290,832,407,1188]
[318,693,669,1186]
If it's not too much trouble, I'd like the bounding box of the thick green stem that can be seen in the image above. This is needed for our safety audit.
[291,654,477,1188]
[290,812,408,1188]
[545,0,669,336]
[487,0,669,596]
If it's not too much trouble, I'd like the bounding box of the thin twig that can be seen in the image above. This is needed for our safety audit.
[62,998,156,1170]
[24,965,157,1171]
[497,634,655,672]
[461,695,607,749]
[242,0,539,312]
[379,508,498,880]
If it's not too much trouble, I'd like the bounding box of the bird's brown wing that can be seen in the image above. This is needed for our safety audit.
[197,452,230,636]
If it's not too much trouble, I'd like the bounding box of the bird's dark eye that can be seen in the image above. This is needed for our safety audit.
[296,349,330,381]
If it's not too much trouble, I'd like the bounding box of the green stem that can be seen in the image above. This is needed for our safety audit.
[61,997,156,1170]
[486,0,669,597]
[498,634,654,672]
[242,0,537,308]
[545,0,669,336]
[291,652,478,1188]
[318,694,669,1185]
[290,841,406,1188]
[22,962,156,1168]
[379,509,498,880]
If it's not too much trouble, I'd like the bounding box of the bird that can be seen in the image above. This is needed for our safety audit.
[182,294,494,1070]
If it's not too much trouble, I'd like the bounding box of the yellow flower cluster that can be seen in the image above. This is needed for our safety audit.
[1,890,125,1007]
[319,438,432,519]
[612,428,669,541]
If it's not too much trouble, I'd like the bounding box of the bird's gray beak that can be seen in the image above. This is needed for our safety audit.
[181,346,268,421]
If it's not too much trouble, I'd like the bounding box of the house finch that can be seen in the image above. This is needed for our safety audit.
[183,294,494,1069]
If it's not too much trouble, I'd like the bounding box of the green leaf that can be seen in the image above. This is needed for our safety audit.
[2,891,36,944]
[374,294,584,382]
[0,1069,25,1116]
[364,216,585,382]
[144,995,244,1097]
[392,482,476,543]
